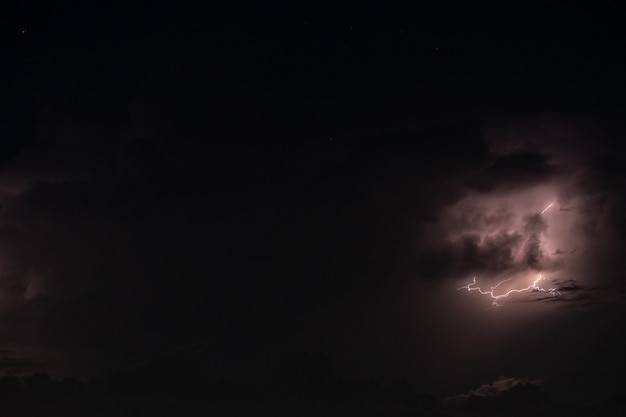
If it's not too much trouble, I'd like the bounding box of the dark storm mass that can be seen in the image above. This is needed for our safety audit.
[1,1,626,415]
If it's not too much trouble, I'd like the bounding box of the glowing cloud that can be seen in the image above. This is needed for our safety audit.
[456,200,563,308]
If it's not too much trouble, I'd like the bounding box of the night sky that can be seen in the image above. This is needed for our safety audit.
[2,1,626,415]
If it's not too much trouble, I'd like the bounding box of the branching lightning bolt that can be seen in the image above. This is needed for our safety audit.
[458,275,560,309]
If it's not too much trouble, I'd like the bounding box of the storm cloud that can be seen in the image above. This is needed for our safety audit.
[446,376,550,412]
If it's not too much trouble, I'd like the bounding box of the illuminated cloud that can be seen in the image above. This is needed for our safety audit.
[408,111,626,311]
[446,376,549,410]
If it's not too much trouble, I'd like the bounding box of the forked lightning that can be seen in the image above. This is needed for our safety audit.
[458,274,560,308]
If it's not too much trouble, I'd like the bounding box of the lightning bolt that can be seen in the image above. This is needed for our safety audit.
[541,202,554,214]
[458,274,560,309]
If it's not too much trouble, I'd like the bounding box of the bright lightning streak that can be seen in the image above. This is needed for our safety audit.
[541,203,555,214]
[458,275,560,309]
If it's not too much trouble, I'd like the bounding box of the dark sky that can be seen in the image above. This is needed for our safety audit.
[1,0,626,412]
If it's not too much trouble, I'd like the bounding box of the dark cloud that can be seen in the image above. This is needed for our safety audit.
[446,202,515,233]
[418,210,565,282]
[553,248,576,255]
[467,151,562,192]
[521,280,626,310]
[421,230,524,281]
[552,279,585,293]
[522,213,548,270]
[446,377,550,411]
